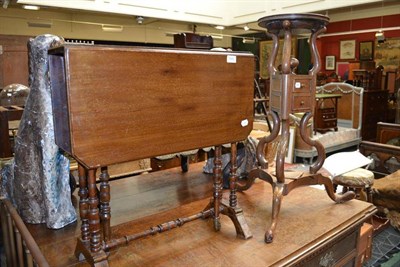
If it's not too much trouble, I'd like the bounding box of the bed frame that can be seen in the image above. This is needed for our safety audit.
[294,82,364,163]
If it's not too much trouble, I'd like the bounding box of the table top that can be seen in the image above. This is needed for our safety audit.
[49,45,255,168]
[258,13,329,34]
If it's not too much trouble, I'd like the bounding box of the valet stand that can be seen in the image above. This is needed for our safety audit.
[73,143,252,266]
[237,14,356,243]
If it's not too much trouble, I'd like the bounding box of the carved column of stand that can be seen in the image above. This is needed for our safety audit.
[237,13,355,243]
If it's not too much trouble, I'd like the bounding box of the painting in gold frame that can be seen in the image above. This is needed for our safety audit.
[259,38,297,79]
[374,37,400,71]
[340,40,356,60]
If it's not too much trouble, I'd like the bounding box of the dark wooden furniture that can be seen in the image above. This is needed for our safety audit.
[0,198,49,267]
[376,121,400,144]
[357,223,374,266]
[351,64,388,141]
[314,93,341,133]
[237,13,355,243]
[361,90,388,141]
[0,105,23,158]
[360,122,400,177]
[359,123,400,231]
[150,150,206,172]
[0,35,31,88]
[173,33,213,49]
[353,65,383,91]
[48,45,254,266]
[24,163,376,267]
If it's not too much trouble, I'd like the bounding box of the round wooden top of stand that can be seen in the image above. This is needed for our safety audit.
[258,13,330,34]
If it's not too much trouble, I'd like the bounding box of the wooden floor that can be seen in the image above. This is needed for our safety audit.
[26,162,375,267]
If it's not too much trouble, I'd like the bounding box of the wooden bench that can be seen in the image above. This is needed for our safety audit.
[48,44,255,266]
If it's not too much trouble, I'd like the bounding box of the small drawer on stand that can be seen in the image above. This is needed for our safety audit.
[293,79,311,93]
[292,95,312,112]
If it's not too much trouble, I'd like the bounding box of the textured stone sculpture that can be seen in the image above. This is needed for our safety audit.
[8,34,76,229]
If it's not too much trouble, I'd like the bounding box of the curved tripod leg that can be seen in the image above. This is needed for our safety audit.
[265,182,285,243]
[236,170,258,192]
[236,169,275,192]
[299,112,325,174]
[319,175,356,203]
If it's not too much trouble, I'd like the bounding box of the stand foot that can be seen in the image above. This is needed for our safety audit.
[264,182,284,243]
[75,238,109,267]
[221,199,252,239]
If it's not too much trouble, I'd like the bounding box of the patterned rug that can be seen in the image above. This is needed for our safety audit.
[364,226,400,267]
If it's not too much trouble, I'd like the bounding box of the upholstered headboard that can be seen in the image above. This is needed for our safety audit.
[316,82,364,135]
[294,82,365,163]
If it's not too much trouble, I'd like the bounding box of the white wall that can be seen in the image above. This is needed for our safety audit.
[0,8,237,47]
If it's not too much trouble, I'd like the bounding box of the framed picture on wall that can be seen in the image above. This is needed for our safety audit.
[336,62,349,80]
[259,39,297,79]
[340,40,356,59]
[325,55,335,70]
[359,41,374,61]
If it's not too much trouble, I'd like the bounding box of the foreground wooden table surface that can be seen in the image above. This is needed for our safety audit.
[26,162,376,266]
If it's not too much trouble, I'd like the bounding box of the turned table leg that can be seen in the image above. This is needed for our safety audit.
[212,145,223,231]
[75,166,109,266]
[219,142,252,239]
[78,165,90,242]
[87,169,102,252]
[99,167,111,243]
[75,165,90,261]
[229,143,238,208]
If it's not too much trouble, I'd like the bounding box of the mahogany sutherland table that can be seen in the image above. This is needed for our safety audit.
[48,45,254,266]
[26,163,377,267]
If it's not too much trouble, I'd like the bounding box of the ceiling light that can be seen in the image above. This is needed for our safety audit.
[136,16,144,25]
[102,24,123,32]
[23,5,40,10]
[27,20,52,28]
[211,35,223,40]
[242,37,255,44]
[244,25,250,31]
[375,31,385,43]
[215,25,224,30]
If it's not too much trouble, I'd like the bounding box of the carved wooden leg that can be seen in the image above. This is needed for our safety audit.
[79,165,90,241]
[320,178,355,204]
[203,144,251,239]
[99,167,111,243]
[220,143,252,239]
[212,145,222,231]
[265,182,284,243]
[74,167,109,266]
[87,169,102,252]
[366,187,373,203]
[75,165,89,260]
[229,143,238,208]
